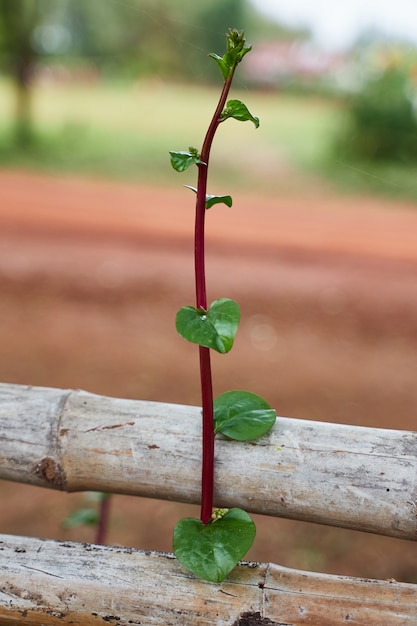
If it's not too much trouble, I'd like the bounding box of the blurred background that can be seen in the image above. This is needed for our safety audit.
[0,0,417,583]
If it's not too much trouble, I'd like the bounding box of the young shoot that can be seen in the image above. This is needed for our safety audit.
[170,29,276,583]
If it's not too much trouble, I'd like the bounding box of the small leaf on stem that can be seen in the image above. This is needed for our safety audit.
[173,508,256,582]
[220,100,260,128]
[208,53,230,81]
[214,390,276,440]
[169,148,205,172]
[176,298,240,354]
[205,194,233,209]
[61,492,109,530]
[61,508,100,529]
[185,185,233,210]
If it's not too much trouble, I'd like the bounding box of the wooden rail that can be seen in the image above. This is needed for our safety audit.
[0,382,416,624]
[1,383,416,538]
[1,533,416,626]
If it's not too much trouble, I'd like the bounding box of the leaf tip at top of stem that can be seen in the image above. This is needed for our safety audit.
[210,29,252,81]
[225,28,248,54]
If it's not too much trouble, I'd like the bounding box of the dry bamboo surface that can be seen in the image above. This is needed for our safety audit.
[1,382,417,539]
[0,532,416,626]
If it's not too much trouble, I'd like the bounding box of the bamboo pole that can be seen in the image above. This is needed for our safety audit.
[0,532,416,625]
[1,382,416,540]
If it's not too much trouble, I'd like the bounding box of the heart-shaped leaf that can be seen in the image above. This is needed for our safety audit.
[214,390,276,440]
[176,298,240,354]
[173,508,256,582]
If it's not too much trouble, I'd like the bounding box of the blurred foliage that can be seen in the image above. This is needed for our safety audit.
[338,52,417,162]
[0,0,298,144]
[0,0,295,81]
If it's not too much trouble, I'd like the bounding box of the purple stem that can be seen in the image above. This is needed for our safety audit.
[95,494,111,545]
[195,73,234,525]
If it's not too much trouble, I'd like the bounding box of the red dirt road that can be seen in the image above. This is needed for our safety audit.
[1,169,417,582]
[1,168,417,263]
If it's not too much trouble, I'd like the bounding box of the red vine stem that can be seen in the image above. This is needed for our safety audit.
[195,72,235,525]
[95,494,111,545]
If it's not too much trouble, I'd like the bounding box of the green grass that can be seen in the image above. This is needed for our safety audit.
[1,78,416,201]
[0,79,338,188]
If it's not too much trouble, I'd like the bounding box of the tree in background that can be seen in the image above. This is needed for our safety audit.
[0,0,46,144]
[340,47,417,162]
[125,0,300,83]
[0,0,145,144]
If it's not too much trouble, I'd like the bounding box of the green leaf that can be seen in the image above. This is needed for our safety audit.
[173,508,256,582]
[236,45,252,64]
[176,298,240,354]
[226,28,250,58]
[224,29,252,71]
[185,186,233,210]
[205,194,233,209]
[208,53,230,81]
[176,299,240,353]
[209,31,252,80]
[169,148,204,172]
[61,507,100,529]
[223,45,252,72]
[214,390,276,440]
[220,100,260,128]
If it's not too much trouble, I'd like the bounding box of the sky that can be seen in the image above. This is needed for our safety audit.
[250,0,417,51]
